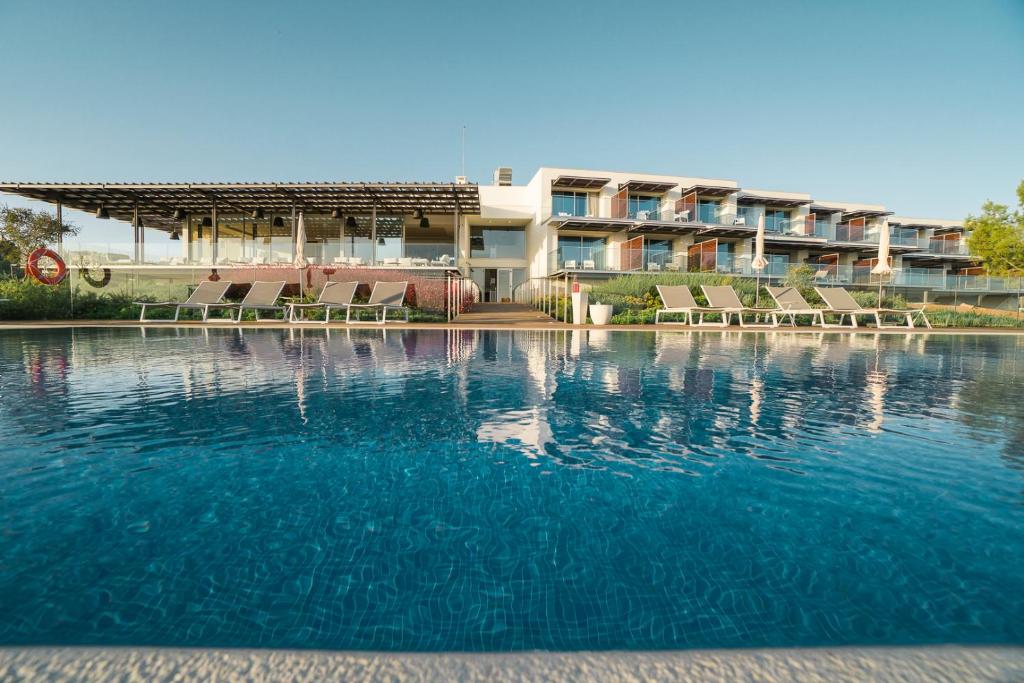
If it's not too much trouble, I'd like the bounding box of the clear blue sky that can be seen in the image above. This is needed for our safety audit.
[1,0,1022,244]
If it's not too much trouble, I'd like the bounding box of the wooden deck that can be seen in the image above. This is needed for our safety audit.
[453,303,559,326]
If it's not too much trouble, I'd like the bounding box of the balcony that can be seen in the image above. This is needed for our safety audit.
[927,238,970,255]
[834,224,919,246]
[549,246,687,273]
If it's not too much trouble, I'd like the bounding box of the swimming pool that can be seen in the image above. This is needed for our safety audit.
[0,328,1021,651]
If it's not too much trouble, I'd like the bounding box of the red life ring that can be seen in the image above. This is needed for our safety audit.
[26,247,68,285]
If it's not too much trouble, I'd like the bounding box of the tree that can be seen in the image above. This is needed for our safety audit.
[965,180,1024,276]
[0,204,79,266]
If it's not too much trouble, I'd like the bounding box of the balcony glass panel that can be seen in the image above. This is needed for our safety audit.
[552,191,591,217]
[628,195,661,220]
[470,226,526,259]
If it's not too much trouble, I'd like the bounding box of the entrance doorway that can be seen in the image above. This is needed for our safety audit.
[471,267,521,303]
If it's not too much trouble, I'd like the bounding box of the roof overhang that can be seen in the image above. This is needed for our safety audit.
[551,175,610,190]
[0,181,481,231]
[736,193,812,208]
[550,216,632,232]
[808,204,844,215]
[901,251,975,261]
[619,180,677,194]
[764,235,827,247]
[697,225,756,238]
[679,184,737,197]
[627,221,701,235]
[840,209,893,220]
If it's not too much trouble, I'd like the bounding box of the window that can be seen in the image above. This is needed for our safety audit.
[552,191,591,217]
[469,226,525,259]
[737,206,758,226]
[698,200,721,224]
[558,236,605,269]
[628,195,660,219]
[764,209,790,232]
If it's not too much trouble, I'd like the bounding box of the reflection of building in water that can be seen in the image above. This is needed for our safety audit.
[475,408,553,459]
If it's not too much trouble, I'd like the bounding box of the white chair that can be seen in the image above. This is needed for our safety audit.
[382,258,399,266]
[675,209,691,222]
[583,259,596,270]
[563,259,577,269]
[647,262,661,272]
[636,210,649,221]
[734,216,746,226]
[398,257,413,267]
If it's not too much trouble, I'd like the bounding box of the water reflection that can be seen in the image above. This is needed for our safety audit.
[1,328,1023,650]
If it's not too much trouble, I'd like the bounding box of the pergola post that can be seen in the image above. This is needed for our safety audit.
[371,202,377,265]
[290,201,297,260]
[211,198,219,264]
[453,199,460,274]
[55,201,63,255]
[132,203,140,263]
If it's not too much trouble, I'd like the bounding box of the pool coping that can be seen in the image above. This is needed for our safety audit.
[1,645,1021,682]
[2,320,1024,335]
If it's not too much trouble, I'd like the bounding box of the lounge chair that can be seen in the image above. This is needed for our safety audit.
[701,285,780,328]
[286,280,358,324]
[209,281,285,323]
[346,281,409,324]
[766,286,825,327]
[136,280,232,322]
[654,285,718,325]
[814,287,932,329]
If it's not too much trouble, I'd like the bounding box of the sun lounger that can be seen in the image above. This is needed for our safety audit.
[654,285,719,325]
[701,285,780,328]
[208,281,285,323]
[766,286,825,327]
[814,287,932,329]
[346,281,409,324]
[136,280,232,322]
[286,281,359,324]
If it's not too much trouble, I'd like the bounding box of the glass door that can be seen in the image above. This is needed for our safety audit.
[496,268,513,302]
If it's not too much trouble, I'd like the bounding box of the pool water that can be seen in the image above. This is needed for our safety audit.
[0,328,1021,651]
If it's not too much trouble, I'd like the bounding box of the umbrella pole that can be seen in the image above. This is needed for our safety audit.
[755,271,761,308]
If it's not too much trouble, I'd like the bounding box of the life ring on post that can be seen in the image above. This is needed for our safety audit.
[26,247,68,285]
[81,267,112,288]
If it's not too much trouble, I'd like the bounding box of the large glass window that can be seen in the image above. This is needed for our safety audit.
[698,200,721,224]
[552,191,591,217]
[737,206,758,226]
[469,225,526,259]
[628,195,660,219]
[557,236,605,269]
[764,209,790,232]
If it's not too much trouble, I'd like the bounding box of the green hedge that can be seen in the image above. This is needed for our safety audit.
[0,278,446,322]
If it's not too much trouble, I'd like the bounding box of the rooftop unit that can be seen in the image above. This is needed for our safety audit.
[493,167,512,186]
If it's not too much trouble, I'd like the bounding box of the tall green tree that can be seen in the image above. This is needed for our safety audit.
[965,180,1024,275]
[0,204,79,263]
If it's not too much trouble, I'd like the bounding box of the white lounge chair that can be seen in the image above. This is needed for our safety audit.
[701,285,780,328]
[287,280,359,324]
[136,280,232,322]
[654,285,718,325]
[766,286,825,327]
[209,281,286,323]
[346,281,409,324]
[647,262,661,272]
[814,287,932,329]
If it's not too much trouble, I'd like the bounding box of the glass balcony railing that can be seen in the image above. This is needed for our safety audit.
[833,225,919,246]
[549,247,688,273]
[926,238,970,255]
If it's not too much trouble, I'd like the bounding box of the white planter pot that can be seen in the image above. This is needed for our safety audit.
[571,291,589,325]
[589,304,613,325]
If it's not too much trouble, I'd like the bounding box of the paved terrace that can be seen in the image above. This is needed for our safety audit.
[1,646,1021,682]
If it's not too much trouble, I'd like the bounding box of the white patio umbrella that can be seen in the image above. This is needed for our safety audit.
[751,214,768,306]
[294,211,307,268]
[871,220,892,306]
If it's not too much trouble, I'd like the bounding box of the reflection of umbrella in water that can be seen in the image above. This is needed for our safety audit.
[865,339,887,433]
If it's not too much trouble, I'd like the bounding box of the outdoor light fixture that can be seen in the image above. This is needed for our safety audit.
[345,216,357,229]
[419,216,430,229]
[413,208,424,219]
[201,216,213,228]
[95,206,109,219]
[252,208,265,220]
[273,216,284,228]
[377,237,386,246]
[170,230,180,241]
[173,209,187,220]
[331,208,342,219]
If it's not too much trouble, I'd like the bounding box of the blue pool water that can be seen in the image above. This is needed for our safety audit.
[0,328,1022,651]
